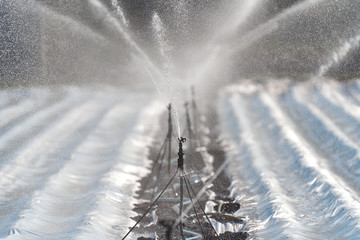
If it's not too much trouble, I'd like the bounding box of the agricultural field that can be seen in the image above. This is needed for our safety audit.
[0,80,359,239]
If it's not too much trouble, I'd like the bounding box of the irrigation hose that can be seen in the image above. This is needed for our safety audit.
[183,173,206,237]
[151,139,169,199]
[178,156,230,219]
[184,174,218,237]
[139,137,167,197]
[179,174,185,240]
[122,168,179,240]
[172,161,230,237]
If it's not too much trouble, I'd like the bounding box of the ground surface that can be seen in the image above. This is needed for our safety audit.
[219,80,360,239]
[0,80,360,239]
[0,86,162,239]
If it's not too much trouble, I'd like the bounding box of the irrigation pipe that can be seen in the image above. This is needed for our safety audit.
[122,168,179,240]
[172,156,231,234]
[184,174,218,236]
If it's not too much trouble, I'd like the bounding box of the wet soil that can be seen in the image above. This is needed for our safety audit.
[127,109,249,240]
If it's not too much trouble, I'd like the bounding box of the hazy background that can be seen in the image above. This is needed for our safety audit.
[1,0,360,88]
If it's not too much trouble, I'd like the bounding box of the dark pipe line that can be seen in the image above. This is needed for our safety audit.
[121,168,179,240]
[184,174,219,237]
[183,172,206,237]
[139,137,167,197]
[151,139,169,199]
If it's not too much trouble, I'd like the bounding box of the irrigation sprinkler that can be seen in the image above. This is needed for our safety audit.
[174,137,219,239]
[121,168,179,240]
[123,136,210,239]
[122,137,187,240]
[167,104,173,175]
[177,137,186,240]
[177,137,186,171]
[123,103,235,239]
[171,158,229,238]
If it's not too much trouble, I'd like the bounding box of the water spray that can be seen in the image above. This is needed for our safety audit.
[88,0,165,93]
[191,86,199,138]
[172,101,182,138]
[318,34,360,77]
[185,102,193,149]
[110,0,129,28]
[152,12,182,138]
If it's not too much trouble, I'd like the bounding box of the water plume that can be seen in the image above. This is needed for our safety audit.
[171,0,189,36]
[152,12,181,137]
[4,1,360,239]
[318,33,360,76]
[215,0,262,40]
[87,0,164,87]
[191,0,327,91]
[110,0,129,28]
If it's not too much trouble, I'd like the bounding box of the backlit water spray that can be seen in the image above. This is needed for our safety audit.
[191,0,326,88]
[4,0,360,239]
[318,33,360,76]
[110,0,129,28]
[171,0,188,37]
[152,12,181,137]
[88,0,164,92]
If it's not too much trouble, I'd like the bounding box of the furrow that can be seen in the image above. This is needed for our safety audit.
[234,92,345,239]
[0,88,64,133]
[303,85,360,145]
[338,81,360,106]
[220,92,302,240]
[0,97,113,237]
[217,92,259,236]
[74,100,163,240]
[260,92,360,239]
[0,88,89,168]
[301,100,360,161]
[280,89,360,191]
[220,86,360,239]
[5,98,154,239]
[249,93,327,236]
[320,81,360,124]
[0,88,33,110]
[0,88,51,130]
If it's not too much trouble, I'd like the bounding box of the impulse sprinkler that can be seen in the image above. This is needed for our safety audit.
[177,137,186,240]
[177,137,186,170]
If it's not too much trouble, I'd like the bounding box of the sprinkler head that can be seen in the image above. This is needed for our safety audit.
[177,137,186,170]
